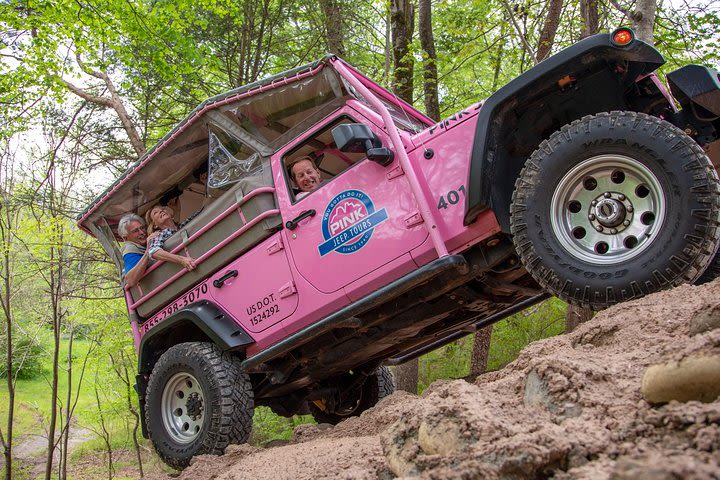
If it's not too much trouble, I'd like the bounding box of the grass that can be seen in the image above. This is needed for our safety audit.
[0,337,99,440]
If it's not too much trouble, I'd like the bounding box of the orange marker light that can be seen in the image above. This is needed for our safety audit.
[611,28,634,46]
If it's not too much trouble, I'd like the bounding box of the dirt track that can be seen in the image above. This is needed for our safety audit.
[152,280,720,479]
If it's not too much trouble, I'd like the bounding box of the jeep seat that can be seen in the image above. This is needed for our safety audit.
[129,163,281,318]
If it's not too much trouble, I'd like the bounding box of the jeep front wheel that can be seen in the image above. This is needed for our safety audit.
[145,342,253,469]
[510,111,720,309]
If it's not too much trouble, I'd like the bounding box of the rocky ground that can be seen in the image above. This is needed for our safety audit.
[144,279,720,480]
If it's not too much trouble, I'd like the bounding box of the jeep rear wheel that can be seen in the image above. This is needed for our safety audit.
[145,342,253,469]
[310,366,395,425]
[510,111,720,309]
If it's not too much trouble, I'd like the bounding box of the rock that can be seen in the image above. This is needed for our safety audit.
[291,422,334,443]
[418,418,466,456]
[689,303,720,335]
[524,369,582,418]
[641,354,720,405]
[380,416,422,478]
[263,439,290,448]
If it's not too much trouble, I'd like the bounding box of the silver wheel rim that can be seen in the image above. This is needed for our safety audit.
[161,372,205,444]
[550,154,665,265]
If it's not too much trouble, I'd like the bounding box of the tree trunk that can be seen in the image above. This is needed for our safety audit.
[384,9,391,84]
[491,22,508,91]
[45,242,62,480]
[469,326,493,380]
[536,0,564,62]
[631,0,656,45]
[390,0,415,103]
[418,0,439,120]
[319,0,345,56]
[395,359,419,394]
[565,304,593,333]
[0,164,15,480]
[580,0,600,38]
[63,56,146,158]
[60,329,74,480]
[390,0,418,395]
[94,376,114,480]
[113,351,144,477]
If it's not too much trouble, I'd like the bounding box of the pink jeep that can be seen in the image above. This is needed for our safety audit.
[79,28,720,468]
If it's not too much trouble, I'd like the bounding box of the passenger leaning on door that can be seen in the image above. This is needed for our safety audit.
[145,203,198,272]
[118,214,152,287]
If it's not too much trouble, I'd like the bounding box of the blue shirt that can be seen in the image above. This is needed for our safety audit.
[123,252,143,274]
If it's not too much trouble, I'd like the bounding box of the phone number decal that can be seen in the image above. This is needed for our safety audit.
[141,282,208,333]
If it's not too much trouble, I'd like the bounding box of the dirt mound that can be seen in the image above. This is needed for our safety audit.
[161,281,720,479]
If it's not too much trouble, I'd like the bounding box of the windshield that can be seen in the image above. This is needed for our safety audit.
[340,77,430,134]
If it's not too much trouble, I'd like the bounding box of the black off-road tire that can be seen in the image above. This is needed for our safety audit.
[695,249,720,285]
[510,111,720,310]
[145,342,253,469]
[310,366,395,425]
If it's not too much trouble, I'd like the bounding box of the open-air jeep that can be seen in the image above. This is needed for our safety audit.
[78,28,720,468]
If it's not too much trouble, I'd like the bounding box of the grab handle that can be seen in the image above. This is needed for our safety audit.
[285,209,316,230]
[213,270,238,288]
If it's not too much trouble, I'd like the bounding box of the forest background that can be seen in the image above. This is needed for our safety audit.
[1,0,720,478]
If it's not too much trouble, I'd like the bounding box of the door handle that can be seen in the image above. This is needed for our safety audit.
[285,209,316,230]
[213,270,238,288]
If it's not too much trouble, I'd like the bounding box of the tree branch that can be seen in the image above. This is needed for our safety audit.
[607,0,629,15]
[60,79,113,108]
[499,0,538,65]
[60,53,147,157]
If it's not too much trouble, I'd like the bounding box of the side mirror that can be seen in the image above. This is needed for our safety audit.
[331,124,394,167]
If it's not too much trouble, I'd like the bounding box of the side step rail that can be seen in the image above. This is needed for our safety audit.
[385,292,551,365]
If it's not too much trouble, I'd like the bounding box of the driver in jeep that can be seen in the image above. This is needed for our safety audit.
[290,156,322,198]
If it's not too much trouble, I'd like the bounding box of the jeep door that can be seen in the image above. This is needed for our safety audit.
[276,111,429,295]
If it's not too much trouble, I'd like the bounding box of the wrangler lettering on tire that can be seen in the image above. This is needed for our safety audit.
[510,111,720,310]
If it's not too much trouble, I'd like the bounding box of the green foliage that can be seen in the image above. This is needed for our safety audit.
[0,333,46,380]
[250,407,314,446]
[418,298,567,392]
[486,298,567,371]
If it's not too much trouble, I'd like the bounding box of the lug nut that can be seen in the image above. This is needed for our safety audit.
[623,220,630,226]
[627,206,633,212]
[595,225,604,232]
[591,200,597,206]
[610,228,617,234]
[618,194,626,201]
[588,214,596,221]
[604,192,611,198]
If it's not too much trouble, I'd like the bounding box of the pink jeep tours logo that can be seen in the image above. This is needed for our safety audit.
[318,190,388,256]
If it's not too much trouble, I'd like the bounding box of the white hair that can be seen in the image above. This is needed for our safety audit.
[118,214,145,238]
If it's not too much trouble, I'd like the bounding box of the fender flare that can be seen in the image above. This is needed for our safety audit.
[463,30,666,228]
[137,300,254,373]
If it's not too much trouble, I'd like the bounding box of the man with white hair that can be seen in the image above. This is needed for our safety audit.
[118,213,151,287]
